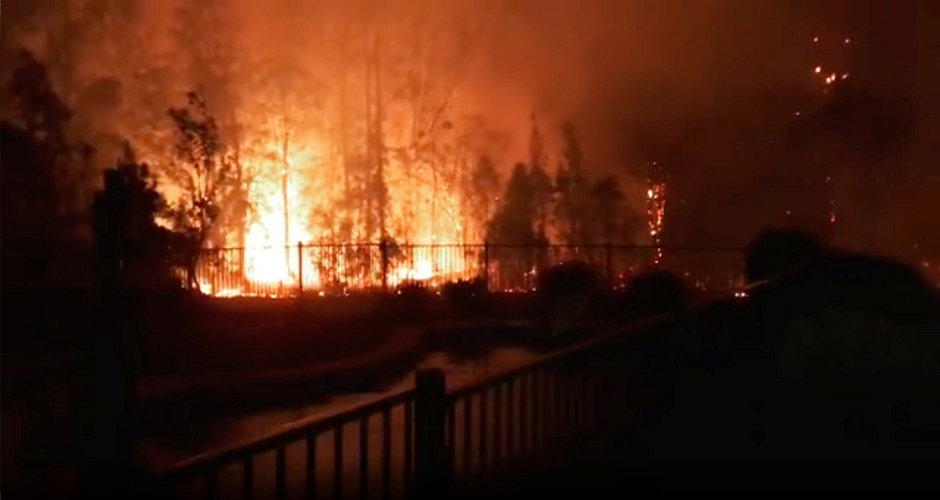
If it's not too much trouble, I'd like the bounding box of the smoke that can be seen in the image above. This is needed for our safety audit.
[4,0,937,258]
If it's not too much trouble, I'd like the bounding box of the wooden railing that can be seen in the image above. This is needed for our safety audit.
[152,306,688,500]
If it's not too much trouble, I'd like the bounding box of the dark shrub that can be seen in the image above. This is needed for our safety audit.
[778,251,939,328]
[534,261,602,333]
[628,269,687,317]
[745,228,822,283]
[442,276,488,314]
[393,280,435,319]
[536,260,601,301]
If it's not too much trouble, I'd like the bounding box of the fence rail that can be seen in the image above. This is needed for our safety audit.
[156,388,416,500]
[152,305,691,500]
[194,243,745,297]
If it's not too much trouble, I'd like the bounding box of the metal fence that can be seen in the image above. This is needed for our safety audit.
[152,300,699,500]
[193,243,746,297]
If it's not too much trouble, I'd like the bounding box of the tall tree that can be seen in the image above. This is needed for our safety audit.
[252,60,322,251]
[584,175,634,244]
[85,145,165,497]
[463,155,500,243]
[553,121,590,245]
[171,0,247,249]
[526,114,553,238]
[3,49,95,239]
[165,92,245,290]
[486,163,543,246]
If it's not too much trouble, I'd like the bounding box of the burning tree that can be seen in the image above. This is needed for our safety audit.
[647,161,666,266]
[251,59,323,259]
[553,121,590,246]
[585,175,633,244]
[463,155,501,242]
[165,91,248,290]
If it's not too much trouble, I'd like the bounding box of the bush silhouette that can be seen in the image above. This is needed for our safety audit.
[628,269,687,317]
[744,228,822,283]
[442,277,488,313]
[536,260,601,300]
[534,261,602,335]
[393,280,435,319]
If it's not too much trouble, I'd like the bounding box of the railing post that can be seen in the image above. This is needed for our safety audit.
[414,368,450,499]
[483,241,491,291]
[380,239,389,293]
[297,241,304,299]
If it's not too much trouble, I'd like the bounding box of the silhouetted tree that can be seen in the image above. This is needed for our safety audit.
[165,92,246,290]
[464,155,500,241]
[526,115,553,237]
[584,175,634,244]
[3,48,94,239]
[171,0,248,250]
[486,163,550,289]
[92,145,174,292]
[486,163,543,246]
[84,144,164,497]
[553,121,590,245]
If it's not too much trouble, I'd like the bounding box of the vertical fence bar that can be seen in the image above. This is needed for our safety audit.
[275,446,287,500]
[506,379,516,457]
[297,241,304,298]
[414,369,448,499]
[306,435,317,500]
[359,418,369,500]
[381,408,392,500]
[478,390,488,470]
[447,403,456,455]
[483,241,490,290]
[493,383,502,463]
[533,371,542,448]
[519,373,529,454]
[404,399,413,497]
[334,426,343,500]
[243,457,254,500]
[380,240,389,293]
[462,397,472,478]
[206,471,219,500]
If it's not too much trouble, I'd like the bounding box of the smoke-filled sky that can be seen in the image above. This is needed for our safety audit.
[114,0,868,159]
[3,0,938,257]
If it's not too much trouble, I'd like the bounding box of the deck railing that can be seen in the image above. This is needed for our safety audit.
[151,306,695,500]
[155,388,416,500]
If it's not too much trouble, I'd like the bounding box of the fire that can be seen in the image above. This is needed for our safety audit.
[647,161,666,266]
[192,133,475,297]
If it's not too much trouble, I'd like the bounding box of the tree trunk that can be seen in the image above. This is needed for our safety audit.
[281,130,291,270]
[374,36,387,240]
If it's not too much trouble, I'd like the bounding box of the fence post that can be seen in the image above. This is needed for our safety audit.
[605,242,613,289]
[296,241,304,299]
[414,368,450,499]
[380,240,389,293]
[483,241,491,291]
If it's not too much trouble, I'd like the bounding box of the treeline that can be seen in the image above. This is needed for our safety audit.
[484,121,640,247]
[1,49,243,293]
